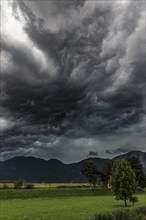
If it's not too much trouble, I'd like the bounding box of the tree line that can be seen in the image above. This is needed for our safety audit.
[81,157,146,207]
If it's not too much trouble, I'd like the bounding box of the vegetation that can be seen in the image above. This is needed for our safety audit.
[0,156,145,220]
[0,188,145,220]
[101,159,113,188]
[92,206,146,220]
[129,196,138,205]
[81,161,100,187]
[14,181,23,189]
[24,183,34,189]
[128,157,146,188]
[0,182,87,189]
[110,159,137,207]
[2,183,9,189]
[0,188,113,200]
[100,157,146,189]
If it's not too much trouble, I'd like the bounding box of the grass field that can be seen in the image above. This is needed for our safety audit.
[0,188,146,220]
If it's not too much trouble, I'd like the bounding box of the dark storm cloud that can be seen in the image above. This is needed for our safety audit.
[105,149,114,155]
[2,1,112,131]
[1,0,145,161]
[105,144,141,155]
[88,151,98,156]
[54,0,86,10]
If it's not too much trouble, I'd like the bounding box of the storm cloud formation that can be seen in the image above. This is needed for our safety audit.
[105,144,142,155]
[88,151,98,157]
[1,0,145,162]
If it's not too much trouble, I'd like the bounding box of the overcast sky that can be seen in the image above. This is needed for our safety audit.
[0,0,145,163]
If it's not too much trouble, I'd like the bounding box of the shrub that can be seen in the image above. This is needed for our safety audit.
[92,206,146,220]
[14,181,23,189]
[129,196,138,205]
[24,183,34,189]
[57,185,68,188]
[2,183,9,189]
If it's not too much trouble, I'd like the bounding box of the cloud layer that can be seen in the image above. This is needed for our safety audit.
[1,0,145,162]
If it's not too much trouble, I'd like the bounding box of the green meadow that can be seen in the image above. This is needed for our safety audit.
[0,188,146,220]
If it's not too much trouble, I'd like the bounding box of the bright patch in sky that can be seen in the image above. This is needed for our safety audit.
[1,1,55,78]
[1,2,29,44]
[0,117,14,131]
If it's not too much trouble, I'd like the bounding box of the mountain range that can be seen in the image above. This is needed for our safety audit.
[0,151,145,182]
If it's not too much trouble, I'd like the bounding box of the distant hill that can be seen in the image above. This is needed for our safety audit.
[0,151,145,182]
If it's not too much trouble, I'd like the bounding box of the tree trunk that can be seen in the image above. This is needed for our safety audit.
[124,199,127,207]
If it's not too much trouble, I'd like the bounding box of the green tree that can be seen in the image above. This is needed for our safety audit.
[101,159,113,187]
[14,181,23,189]
[81,161,99,187]
[127,157,146,188]
[24,183,34,189]
[110,159,137,207]
[2,183,9,189]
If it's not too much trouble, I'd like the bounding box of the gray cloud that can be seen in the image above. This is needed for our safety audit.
[88,151,98,156]
[105,144,142,155]
[1,0,145,162]
[105,149,114,155]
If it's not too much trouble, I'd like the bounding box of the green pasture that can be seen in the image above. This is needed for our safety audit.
[0,188,146,220]
[0,188,114,200]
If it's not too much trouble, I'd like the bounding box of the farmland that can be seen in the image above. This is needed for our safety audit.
[0,187,146,220]
[0,182,86,189]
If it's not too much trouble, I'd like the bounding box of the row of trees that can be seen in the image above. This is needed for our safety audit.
[81,157,146,207]
[101,157,146,188]
[2,182,34,189]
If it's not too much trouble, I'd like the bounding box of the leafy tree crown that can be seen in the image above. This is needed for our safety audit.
[110,159,137,206]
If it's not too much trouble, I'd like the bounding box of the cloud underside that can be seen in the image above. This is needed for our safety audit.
[105,144,143,155]
[1,0,145,161]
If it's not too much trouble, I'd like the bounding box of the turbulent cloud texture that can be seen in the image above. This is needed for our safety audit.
[105,144,142,155]
[0,0,145,162]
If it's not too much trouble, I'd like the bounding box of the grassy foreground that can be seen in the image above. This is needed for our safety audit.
[0,188,146,220]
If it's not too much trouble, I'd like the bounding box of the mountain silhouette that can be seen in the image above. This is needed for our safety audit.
[0,151,145,182]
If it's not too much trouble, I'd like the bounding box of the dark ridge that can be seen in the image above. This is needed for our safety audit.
[0,151,145,182]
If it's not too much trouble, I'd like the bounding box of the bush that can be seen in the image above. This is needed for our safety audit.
[136,187,144,192]
[2,183,9,189]
[92,206,146,220]
[24,183,34,189]
[14,181,23,189]
[129,196,138,205]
